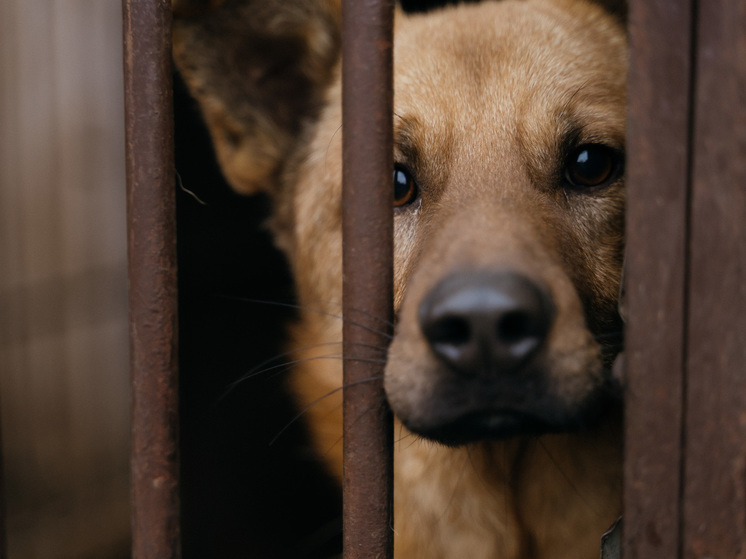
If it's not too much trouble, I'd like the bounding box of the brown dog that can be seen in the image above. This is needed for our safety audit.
[174,0,627,556]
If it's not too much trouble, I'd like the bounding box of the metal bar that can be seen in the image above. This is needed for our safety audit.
[0,420,6,559]
[122,1,181,558]
[341,0,395,557]
[624,0,695,557]
[683,0,746,555]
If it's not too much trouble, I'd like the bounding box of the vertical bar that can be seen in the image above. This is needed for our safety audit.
[624,0,694,557]
[0,422,6,559]
[683,0,746,556]
[341,1,395,558]
[123,1,181,558]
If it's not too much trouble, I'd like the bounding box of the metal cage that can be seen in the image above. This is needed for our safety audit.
[118,0,745,557]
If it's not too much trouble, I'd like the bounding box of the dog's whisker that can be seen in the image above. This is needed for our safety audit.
[324,122,343,176]
[217,295,395,338]
[242,353,386,384]
[394,431,418,445]
[215,349,387,407]
[404,434,426,450]
[323,387,390,454]
[236,340,389,383]
[394,421,424,448]
[342,303,397,331]
[270,376,384,447]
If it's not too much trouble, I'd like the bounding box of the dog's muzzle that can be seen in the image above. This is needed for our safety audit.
[411,271,560,445]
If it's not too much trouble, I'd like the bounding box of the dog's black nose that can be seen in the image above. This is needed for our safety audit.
[419,272,554,375]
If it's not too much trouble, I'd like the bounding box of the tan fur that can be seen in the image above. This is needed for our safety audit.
[174,0,627,556]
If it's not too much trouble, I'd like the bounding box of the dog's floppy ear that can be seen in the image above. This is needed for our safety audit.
[173,0,341,194]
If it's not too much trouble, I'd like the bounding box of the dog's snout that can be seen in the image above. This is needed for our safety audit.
[419,272,554,375]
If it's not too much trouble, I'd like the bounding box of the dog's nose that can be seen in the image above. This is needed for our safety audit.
[419,272,554,375]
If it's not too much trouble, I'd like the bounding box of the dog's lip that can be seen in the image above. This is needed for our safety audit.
[410,408,559,447]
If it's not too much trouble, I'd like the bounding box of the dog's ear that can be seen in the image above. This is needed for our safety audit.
[173,0,341,194]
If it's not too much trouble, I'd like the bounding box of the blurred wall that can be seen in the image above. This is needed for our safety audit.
[0,1,131,557]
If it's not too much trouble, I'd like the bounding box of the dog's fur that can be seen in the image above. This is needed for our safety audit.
[173,0,627,556]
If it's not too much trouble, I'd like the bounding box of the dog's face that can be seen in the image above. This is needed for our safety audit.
[385,2,627,444]
[174,0,626,446]
[287,0,627,446]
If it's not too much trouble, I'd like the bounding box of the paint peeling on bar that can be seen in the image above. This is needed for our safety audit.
[341,0,396,558]
[122,1,181,557]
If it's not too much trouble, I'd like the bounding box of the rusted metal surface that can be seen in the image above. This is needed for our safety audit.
[341,0,395,557]
[123,1,181,558]
[683,0,746,556]
[624,0,694,557]
[0,423,5,559]
[626,1,746,558]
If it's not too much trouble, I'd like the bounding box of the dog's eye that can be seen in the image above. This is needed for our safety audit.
[565,144,619,188]
[394,165,419,207]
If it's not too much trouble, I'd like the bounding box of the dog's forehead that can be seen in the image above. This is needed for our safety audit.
[393,0,626,129]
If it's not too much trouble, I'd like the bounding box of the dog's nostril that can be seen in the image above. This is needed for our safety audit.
[428,316,471,346]
[497,311,538,343]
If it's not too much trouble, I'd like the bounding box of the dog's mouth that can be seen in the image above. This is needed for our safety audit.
[395,374,622,447]
[409,408,563,447]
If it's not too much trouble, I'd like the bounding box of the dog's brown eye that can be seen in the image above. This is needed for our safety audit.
[565,144,618,188]
[394,165,419,207]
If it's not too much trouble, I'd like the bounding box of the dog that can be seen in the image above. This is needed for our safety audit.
[173,0,627,556]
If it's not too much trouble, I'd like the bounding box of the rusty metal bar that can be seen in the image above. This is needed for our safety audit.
[626,1,746,558]
[123,1,181,558]
[682,0,746,555]
[624,0,695,557]
[0,419,6,559]
[341,0,395,557]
